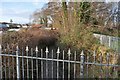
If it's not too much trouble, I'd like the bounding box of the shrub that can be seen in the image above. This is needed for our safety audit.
[1,28,59,50]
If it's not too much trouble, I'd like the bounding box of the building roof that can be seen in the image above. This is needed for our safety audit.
[0,22,10,24]
[31,24,43,28]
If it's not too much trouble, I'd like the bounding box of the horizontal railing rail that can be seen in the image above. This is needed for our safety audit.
[0,53,120,67]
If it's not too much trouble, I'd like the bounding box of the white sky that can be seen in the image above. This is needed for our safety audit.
[0,1,47,24]
[0,0,119,24]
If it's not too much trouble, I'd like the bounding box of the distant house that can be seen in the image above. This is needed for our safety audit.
[8,24,22,32]
[31,24,57,30]
[21,24,31,28]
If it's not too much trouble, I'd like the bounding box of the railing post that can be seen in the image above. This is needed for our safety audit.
[68,48,71,79]
[45,47,49,78]
[62,50,65,79]
[93,51,96,78]
[16,46,20,80]
[80,50,84,78]
[35,46,39,78]
[0,45,2,79]
[100,35,103,44]
[26,46,29,79]
[57,47,60,79]
[106,53,110,78]
[108,36,111,47]
[74,51,76,78]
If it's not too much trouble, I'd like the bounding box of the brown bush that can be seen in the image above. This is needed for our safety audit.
[1,28,59,50]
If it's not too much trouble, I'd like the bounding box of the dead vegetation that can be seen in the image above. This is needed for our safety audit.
[1,28,59,50]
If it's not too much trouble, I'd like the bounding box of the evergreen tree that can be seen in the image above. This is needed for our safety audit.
[79,2,91,24]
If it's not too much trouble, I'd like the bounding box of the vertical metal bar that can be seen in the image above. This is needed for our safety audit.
[93,51,96,78]
[16,46,20,80]
[6,49,8,78]
[114,54,118,78]
[51,50,54,78]
[106,53,110,78]
[109,36,111,47]
[113,66,118,78]
[100,35,103,44]
[12,48,15,79]
[26,46,29,79]
[86,54,89,78]
[100,53,103,78]
[4,49,6,78]
[31,48,34,79]
[45,47,49,78]
[80,50,84,78]
[22,47,24,79]
[68,49,71,79]
[74,51,76,78]
[62,50,64,79]
[0,45,2,79]
[93,51,96,63]
[35,47,38,79]
[41,49,43,79]
[57,47,60,79]
[7,45,10,78]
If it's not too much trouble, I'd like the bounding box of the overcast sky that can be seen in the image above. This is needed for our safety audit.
[0,1,47,24]
[0,0,119,24]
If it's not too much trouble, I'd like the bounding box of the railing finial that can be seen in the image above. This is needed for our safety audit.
[45,47,49,53]
[26,46,29,51]
[93,50,96,57]
[107,53,109,57]
[16,45,19,51]
[35,46,38,52]
[0,45,1,49]
[57,47,60,54]
[67,48,71,56]
[80,50,84,56]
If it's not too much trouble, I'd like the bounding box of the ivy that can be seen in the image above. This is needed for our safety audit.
[79,2,91,24]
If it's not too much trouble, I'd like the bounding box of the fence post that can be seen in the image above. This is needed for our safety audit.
[35,46,39,78]
[68,48,71,79]
[16,46,20,80]
[108,36,111,47]
[106,53,110,78]
[80,50,84,78]
[26,46,29,79]
[100,35,103,44]
[57,47,60,79]
[0,45,2,79]
[45,47,49,78]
